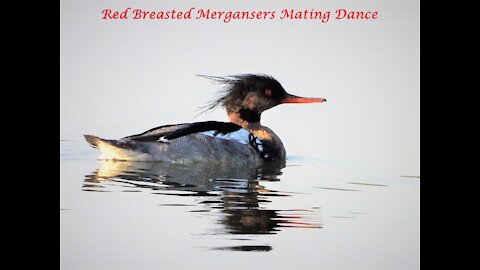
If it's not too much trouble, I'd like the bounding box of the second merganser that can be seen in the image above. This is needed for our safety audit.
[84,74,326,164]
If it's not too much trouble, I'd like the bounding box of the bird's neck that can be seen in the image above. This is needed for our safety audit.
[228,111,286,158]
[228,111,264,136]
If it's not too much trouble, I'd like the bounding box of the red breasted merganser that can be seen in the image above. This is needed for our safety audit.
[84,74,326,164]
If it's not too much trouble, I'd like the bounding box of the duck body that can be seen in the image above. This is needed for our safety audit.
[85,121,283,164]
[84,74,325,164]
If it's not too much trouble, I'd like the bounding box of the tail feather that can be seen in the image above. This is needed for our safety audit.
[83,134,145,160]
[84,134,102,149]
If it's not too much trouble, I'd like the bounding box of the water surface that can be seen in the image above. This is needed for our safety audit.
[60,141,419,270]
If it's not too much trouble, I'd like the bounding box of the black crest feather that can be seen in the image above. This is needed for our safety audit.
[196,73,280,115]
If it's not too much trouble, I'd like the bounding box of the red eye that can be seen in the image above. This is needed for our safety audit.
[264,89,272,96]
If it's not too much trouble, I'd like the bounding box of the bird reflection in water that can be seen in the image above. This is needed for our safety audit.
[84,160,321,250]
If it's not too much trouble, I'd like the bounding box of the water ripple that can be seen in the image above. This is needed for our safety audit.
[83,160,322,248]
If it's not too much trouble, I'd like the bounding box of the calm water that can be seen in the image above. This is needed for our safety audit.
[60,140,419,270]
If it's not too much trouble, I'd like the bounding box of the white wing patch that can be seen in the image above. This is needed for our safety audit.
[201,129,252,145]
[157,136,170,143]
[201,129,266,156]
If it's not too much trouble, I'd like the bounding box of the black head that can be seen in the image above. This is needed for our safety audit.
[199,74,326,123]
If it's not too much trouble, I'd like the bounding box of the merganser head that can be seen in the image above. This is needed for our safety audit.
[199,74,326,123]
